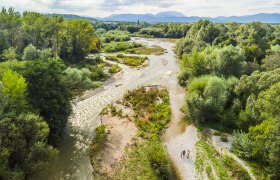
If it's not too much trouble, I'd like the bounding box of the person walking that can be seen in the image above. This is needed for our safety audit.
[187,150,190,159]
[181,150,186,158]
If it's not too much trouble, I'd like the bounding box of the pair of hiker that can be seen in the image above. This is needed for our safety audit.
[181,150,190,159]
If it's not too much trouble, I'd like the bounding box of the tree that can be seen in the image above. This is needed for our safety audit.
[22,44,38,60]
[0,31,9,58]
[61,19,98,62]
[39,48,53,61]
[262,53,280,71]
[215,45,246,77]
[1,69,27,110]
[0,8,21,49]
[187,20,221,44]
[2,47,17,60]
[235,68,280,106]
[24,58,71,146]
[233,82,280,178]
[0,113,58,179]
[185,76,229,125]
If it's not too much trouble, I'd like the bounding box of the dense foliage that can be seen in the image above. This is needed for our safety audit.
[106,54,147,67]
[0,7,99,62]
[0,7,106,179]
[177,20,280,178]
[94,21,191,38]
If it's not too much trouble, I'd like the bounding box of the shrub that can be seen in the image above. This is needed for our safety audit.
[231,130,254,159]
[108,64,122,73]
[93,125,106,144]
[107,55,146,67]
[102,42,142,53]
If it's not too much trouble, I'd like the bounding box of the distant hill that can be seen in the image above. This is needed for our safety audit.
[98,11,280,24]
[156,11,186,18]
[45,13,99,22]
[45,12,280,24]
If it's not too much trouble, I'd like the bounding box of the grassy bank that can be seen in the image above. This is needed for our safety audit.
[195,138,251,180]
[102,41,165,55]
[90,86,177,179]
[108,64,122,73]
[106,54,147,67]
[126,45,166,55]
[111,86,175,179]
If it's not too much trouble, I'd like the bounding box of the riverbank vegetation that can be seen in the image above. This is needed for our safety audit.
[102,41,142,53]
[106,54,147,67]
[196,139,250,180]
[93,21,191,38]
[177,20,280,178]
[0,8,107,179]
[90,86,175,179]
[113,87,174,179]
[102,41,165,55]
[108,64,122,73]
[126,45,166,55]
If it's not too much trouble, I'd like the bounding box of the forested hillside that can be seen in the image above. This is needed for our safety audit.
[176,20,280,178]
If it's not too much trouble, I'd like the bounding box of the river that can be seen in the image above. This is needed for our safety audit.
[39,37,184,180]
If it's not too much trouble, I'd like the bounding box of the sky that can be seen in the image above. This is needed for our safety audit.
[1,0,280,17]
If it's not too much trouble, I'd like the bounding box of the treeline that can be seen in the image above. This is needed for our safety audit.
[0,7,99,62]
[93,21,191,38]
[0,7,103,179]
[177,20,280,178]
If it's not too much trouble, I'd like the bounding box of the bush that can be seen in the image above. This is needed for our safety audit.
[63,67,102,93]
[114,139,172,180]
[100,30,130,43]
[102,42,142,53]
[93,125,106,144]
[109,64,122,73]
[124,87,170,138]
[107,55,147,67]
[231,130,254,159]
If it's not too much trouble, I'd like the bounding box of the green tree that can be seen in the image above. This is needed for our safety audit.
[61,19,98,62]
[22,44,38,60]
[0,113,58,179]
[24,58,71,146]
[2,47,17,60]
[39,48,53,61]
[185,76,229,125]
[233,83,280,178]
[0,8,21,48]
[2,69,27,110]
[215,45,246,77]
[261,53,280,71]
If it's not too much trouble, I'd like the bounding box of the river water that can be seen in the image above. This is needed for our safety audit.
[39,38,184,180]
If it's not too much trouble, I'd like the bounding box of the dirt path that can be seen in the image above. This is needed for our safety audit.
[165,125,198,180]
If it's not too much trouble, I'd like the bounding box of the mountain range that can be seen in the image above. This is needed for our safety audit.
[47,11,280,24]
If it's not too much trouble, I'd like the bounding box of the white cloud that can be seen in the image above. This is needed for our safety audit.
[1,0,280,17]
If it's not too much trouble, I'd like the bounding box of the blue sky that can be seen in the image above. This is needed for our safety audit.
[1,0,280,17]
